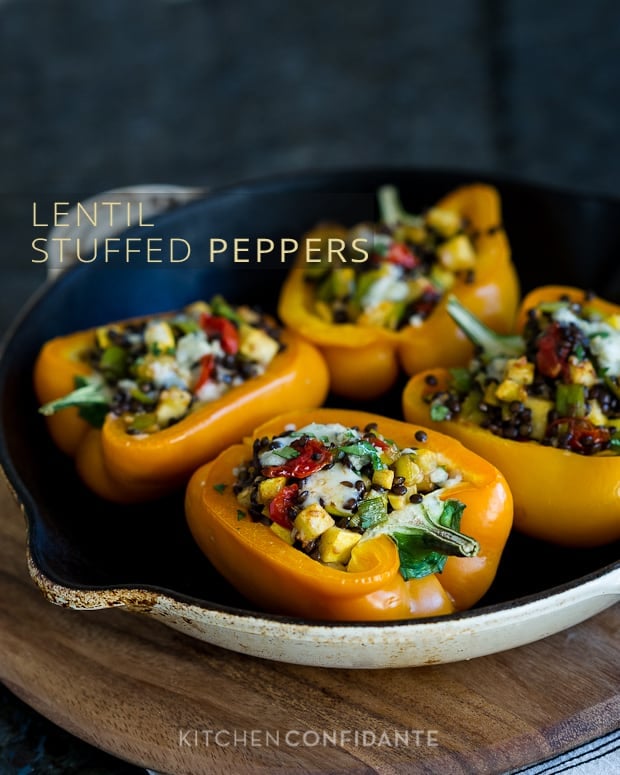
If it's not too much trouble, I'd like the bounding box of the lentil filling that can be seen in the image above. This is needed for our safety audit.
[232,420,478,580]
[427,294,620,455]
[303,185,502,330]
[39,296,283,435]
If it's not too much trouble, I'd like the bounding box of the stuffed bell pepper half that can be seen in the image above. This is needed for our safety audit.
[278,184,520,399]
[185,408,513,621]
[35,296,329,502]
[403,286,620,547]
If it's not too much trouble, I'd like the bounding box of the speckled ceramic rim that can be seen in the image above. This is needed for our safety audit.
[2,173,619,668]
[20,496,620,667]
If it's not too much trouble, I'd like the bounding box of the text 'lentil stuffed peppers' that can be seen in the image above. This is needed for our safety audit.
[35,296,329,502]
[185,409,513,621]
[403,286,620,547]
[278,184,520,400]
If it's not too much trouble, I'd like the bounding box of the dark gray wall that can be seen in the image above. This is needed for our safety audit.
[1,0,619,326]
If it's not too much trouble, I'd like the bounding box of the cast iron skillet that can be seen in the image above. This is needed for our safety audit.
[1,169,618,668]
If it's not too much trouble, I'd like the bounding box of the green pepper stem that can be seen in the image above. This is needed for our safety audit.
[446,295,524,359]
[377,185,424,229]
[416,510,480,557]
[364,498,480,558]
[210,295,243,325]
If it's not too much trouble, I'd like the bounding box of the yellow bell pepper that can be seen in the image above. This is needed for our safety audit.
[403,286,620,547]
[185,408,513,621]
[34,303,329,503]
[278,184,520,399]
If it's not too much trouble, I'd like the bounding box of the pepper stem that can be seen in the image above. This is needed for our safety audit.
[446,295,524,359]
[363,497,480,559]
[415,509,480,557]
[377,185,424,229]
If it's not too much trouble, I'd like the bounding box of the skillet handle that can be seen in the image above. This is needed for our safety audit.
[45,184,208,281]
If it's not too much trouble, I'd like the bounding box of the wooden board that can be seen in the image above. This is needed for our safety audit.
[0,479,618,775]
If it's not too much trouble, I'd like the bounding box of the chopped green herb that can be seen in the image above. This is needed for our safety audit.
[99,346,128,380]
[273,446,300,460]
[339,441,386,470]
[357,496,388,529]
[213,483,227,494]
[449,366,473,393]
[237,510,246,521]
[390,499,472,580]
[430,404,451,422]
[39,375,110,429]
[573,342,586,361]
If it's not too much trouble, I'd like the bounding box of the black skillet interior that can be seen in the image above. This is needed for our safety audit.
[1,168,619,614]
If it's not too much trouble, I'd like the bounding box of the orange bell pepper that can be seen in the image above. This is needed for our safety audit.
[402,286,620,547]
[278,184,520,400]
[185,408,513,621]
[34,310,329,503]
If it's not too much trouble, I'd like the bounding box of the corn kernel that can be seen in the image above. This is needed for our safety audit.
[257,477,287,505]
[319,526,361,564]
[394,455,422,486]
[293,503,335,544]
[437,234,476,270]
[239,325,280,365]
[568,357,598,387]
[270,522,294,545]
[495,379,527,403]
[372,468,394,490]
[387,492,408,511]
[414,448,438,475]
[505,356,535,386]
[425,207,462,238]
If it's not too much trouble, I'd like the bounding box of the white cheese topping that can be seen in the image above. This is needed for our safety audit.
[295,422,361,446]
[589,331,620,376]
[302,462,361,514]
[175,332,213,370]
[552,307,620,376]
[361,264,409,309]
[149,359,189,389]
[258,423,361,468]
[195,379,228,403]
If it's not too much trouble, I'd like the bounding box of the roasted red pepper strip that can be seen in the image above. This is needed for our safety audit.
[186,408,513,621]
[199,314,239,355]
[34,321,329,503]
[263,438,333,478]
[386,241,419,270]
[403,284,620,546]
[194,354,215,392]
[268,483,299,528]
[546,417,611,453]
[278,184,520,400]
[536,321,570,379]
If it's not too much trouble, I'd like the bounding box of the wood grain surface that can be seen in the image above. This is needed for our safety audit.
[0,479,618,775]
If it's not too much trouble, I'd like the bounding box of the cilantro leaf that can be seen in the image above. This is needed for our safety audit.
[339,441,386,470]
[273,446,300,460]
[39,375,110,429]
[391,532,449,579]
[389,499,470,580]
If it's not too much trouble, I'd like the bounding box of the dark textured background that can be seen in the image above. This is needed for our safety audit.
[1,0,619,771]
